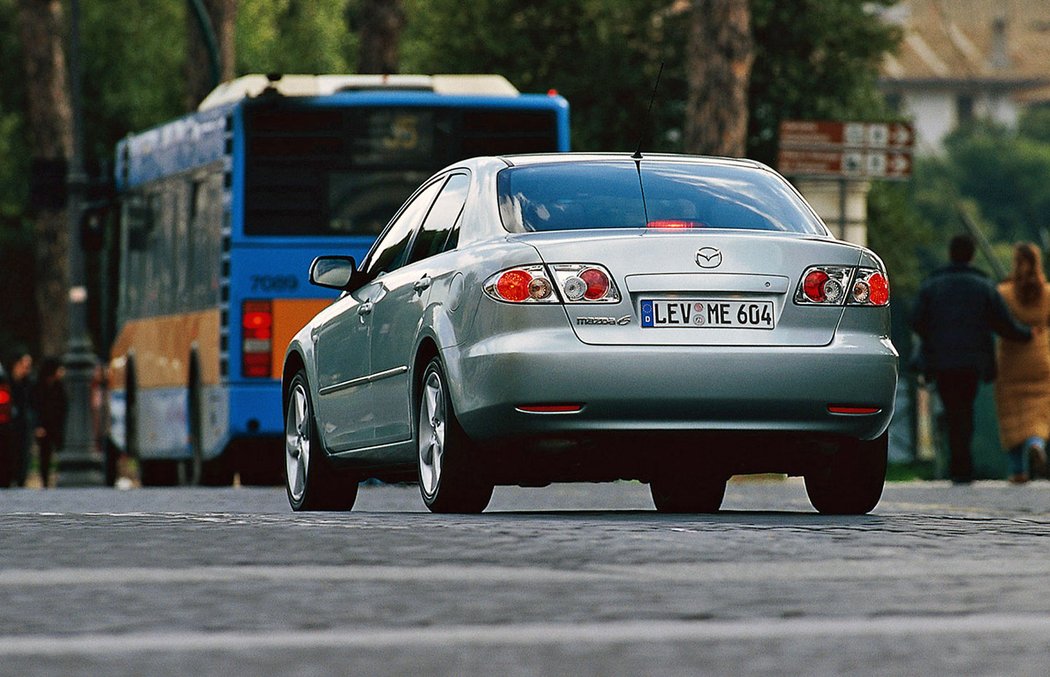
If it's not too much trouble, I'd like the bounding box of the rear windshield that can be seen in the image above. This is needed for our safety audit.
[497,160,827,235]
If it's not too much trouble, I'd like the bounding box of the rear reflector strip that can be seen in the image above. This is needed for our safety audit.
[827,405,881,415]
[516,404,584,414]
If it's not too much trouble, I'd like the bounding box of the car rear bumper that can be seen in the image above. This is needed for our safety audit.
[446,330,898,443]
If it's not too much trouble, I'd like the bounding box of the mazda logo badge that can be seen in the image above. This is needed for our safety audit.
[695,247,722,269]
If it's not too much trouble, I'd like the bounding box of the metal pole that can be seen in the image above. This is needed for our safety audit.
[58,0,103,486]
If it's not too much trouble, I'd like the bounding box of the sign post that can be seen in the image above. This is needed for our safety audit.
[777,120,914,244]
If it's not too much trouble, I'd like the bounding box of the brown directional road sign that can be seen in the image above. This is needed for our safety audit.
[777,120,914,179]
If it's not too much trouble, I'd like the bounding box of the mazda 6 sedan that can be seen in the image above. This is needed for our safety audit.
[282,153,898,515]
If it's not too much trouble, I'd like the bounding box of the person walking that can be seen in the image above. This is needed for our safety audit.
[994,243,1050,483]
[32,356,68,489]
[912,234,1033,484]
[6,349,34,487]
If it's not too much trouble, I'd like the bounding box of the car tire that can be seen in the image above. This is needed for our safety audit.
[284,371,358,511]
[804,432,887,515]
[650,471,727,513]
[417,358,493,514]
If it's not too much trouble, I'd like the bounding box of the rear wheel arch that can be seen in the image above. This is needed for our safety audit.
[282,350,307,412]
[412,338,440,409]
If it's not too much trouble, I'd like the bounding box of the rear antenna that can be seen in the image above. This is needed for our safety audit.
[632,62,664,160]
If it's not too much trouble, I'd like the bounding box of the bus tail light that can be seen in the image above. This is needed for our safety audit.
[242,300,273,378]
[0,383,11,424]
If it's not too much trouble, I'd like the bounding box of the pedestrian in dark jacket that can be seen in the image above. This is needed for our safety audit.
[912,234,1033,483]
[6,349,34,487]
[32,357,67,489]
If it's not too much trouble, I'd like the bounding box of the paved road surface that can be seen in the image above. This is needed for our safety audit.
[2,479,1050,676]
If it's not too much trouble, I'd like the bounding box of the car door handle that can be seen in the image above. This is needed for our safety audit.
[357,302,374,316]
[413,277,432,294]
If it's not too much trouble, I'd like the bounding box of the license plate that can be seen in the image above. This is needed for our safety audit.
[640,299,775,329]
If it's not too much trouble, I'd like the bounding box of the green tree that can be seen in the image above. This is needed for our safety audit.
[237,0,355,75]
[403,0,687,152]
[942,122,1050,245]
[748,0,900,165]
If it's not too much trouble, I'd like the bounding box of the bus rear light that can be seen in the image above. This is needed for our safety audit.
[242,299,273,378]
[0,384,10,424]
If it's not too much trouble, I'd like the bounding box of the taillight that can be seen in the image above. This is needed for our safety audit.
[795,266,889,307]
[0,385,10,424]
[549,264,620,304]
[849,269,890,306]
[484,265,556,303]
[242,299,273,378]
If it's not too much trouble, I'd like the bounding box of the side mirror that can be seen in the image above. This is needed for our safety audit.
[309,255,357,290]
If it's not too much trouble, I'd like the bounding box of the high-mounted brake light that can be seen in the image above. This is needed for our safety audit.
[647,220,698,229]
[242,299,273,378]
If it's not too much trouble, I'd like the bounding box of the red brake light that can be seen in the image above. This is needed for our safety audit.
[0,386,10,425]
[580,268,610,301]
[495,270,533,302]
[803,270,830,302]
[242,300,273,378]
[647,220,700,229]
[868,272,889,306]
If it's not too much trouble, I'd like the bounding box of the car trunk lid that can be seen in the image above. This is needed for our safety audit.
[516,229,863,347]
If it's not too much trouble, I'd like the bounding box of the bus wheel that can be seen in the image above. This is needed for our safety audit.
[285,371,358,511]
[139,460,179,487]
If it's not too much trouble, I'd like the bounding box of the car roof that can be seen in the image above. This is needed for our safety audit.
[495,152,769,171]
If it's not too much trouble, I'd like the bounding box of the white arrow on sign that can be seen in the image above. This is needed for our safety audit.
[890,123,912,147]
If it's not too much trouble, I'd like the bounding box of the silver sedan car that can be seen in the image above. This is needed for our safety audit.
[282,153,898,515]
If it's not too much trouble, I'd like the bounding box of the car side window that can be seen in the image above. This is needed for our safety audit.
[363,178,444,278]
[406,172,470,266]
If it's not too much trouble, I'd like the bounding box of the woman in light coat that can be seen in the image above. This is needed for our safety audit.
[995,242,1050,483]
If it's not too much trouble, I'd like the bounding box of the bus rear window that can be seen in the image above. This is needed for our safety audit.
[497,161,827,235]
[243,104,559,236]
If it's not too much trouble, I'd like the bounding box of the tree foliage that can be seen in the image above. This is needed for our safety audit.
[0,0,912,355]
[748,0,900,165]
[237,0,356,76]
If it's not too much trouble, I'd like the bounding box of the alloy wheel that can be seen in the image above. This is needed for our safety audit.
[418,369,446,497]
[285,382,311,503]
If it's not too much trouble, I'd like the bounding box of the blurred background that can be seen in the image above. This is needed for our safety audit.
[2,0,1050,479]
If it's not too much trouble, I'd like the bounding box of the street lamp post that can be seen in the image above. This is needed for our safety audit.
[58,0,103,486]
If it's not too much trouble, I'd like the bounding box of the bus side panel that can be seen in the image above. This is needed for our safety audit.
[108,309,225,459]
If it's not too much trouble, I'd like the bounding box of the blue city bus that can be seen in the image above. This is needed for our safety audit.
[109,74,570,485]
